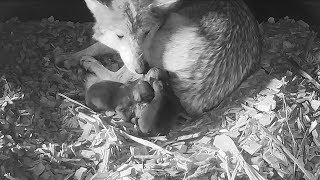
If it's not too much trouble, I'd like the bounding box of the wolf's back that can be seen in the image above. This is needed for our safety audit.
[156,0,262,115]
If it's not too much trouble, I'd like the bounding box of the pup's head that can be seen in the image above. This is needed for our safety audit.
[132,80,154,103]
[84,0,181,74]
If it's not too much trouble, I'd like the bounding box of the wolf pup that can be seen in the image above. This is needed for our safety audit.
[85,76,155,120]
[136,78,183,136]
[56,0,262,116]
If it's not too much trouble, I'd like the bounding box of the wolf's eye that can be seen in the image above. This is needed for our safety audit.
[117,34,124,39]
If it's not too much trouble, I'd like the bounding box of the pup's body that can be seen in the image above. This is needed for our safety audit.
[134,67,183,135]
[56,0,262,116]
[136,79,183,136]
[85,78,154,121]
[85,80,126,112]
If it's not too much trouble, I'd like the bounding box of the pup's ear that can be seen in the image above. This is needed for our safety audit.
[150,0,182,16]
[84,0,112,21]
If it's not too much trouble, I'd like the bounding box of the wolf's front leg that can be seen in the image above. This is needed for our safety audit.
[55,42,116,69]
[114,66,143,83]
[81,56,142,84]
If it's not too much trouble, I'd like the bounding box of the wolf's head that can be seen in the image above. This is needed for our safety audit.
[84,0,181,74]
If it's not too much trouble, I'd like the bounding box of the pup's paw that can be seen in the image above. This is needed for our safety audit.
[152,80,164,93]
[144,67,168,83]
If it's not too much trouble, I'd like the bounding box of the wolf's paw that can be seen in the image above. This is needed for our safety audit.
[54,48,80,69]
[55,54,79,69]
[80,56,102,72]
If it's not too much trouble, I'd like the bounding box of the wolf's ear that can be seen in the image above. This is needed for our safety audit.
[150,0,182,16]
[84,0,112,21]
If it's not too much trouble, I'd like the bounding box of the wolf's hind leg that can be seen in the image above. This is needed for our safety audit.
[55,42,116,69]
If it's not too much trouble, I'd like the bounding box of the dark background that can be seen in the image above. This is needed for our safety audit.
[1,0,320,31]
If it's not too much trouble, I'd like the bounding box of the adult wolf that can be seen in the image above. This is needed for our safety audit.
[55,0,262,116]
